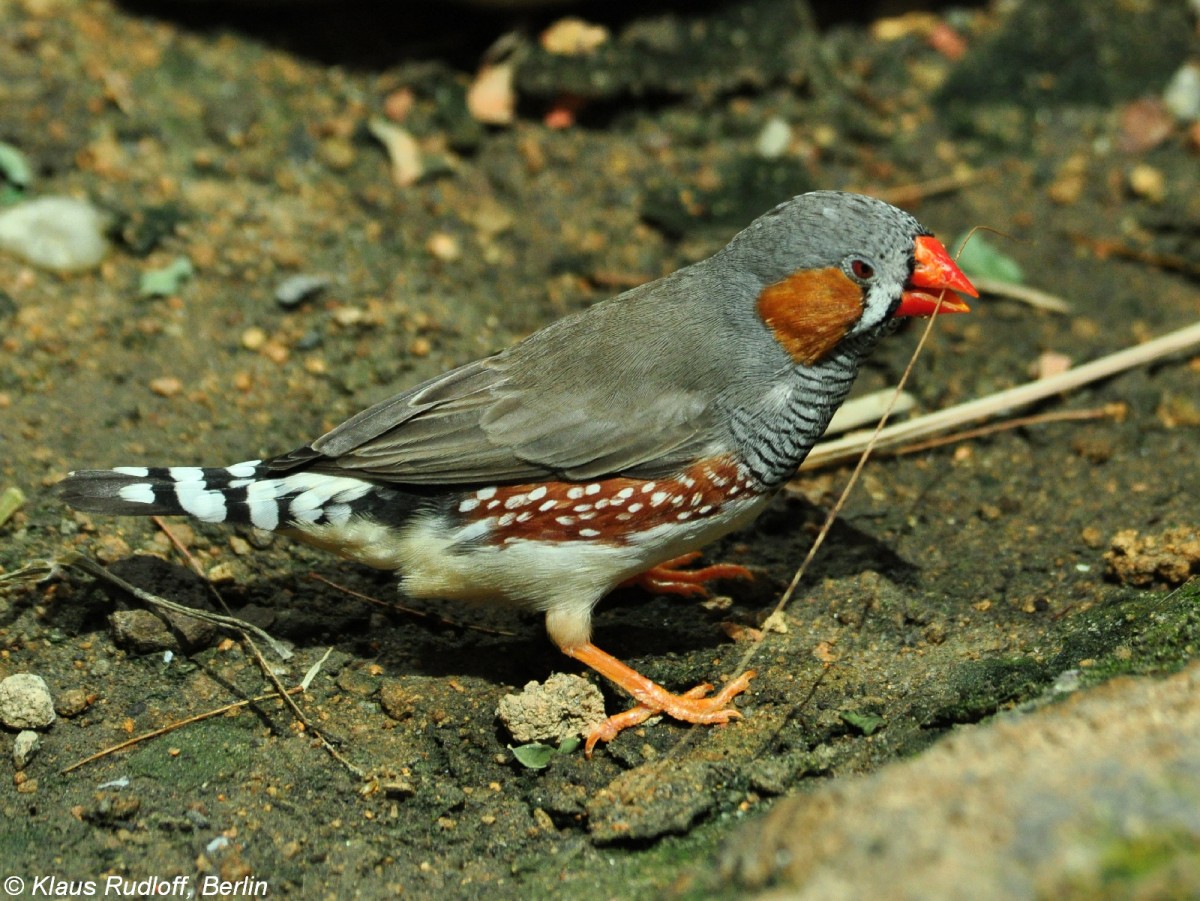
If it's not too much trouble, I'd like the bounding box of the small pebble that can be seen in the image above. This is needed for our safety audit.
[756,117,792,159]
[1163,62,1200,121]
[275,274,331,309]
[148,376,183,398]
[1128,164,1166,203]
[0,196,110,272]
[13,730,41,770]
[0,673,57,730]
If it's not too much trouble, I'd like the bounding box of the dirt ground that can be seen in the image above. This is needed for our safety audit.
[1,0,1199,898]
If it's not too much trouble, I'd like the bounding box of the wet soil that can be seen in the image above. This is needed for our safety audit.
[1,0,1198,898]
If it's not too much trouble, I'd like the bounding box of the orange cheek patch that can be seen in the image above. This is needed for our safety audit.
[456,457,754,546]
[757,267,864,366]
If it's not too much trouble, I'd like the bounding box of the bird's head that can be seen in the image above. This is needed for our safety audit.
[725,191,978,366]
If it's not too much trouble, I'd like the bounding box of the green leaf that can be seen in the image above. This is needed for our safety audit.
[557,735,581,755]
[139,256,194,298]
[840,710,885,736]
[953,232,1024,284]
[0,142,32,203]
[509,743,556,770]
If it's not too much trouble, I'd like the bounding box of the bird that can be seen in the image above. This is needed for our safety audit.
[60,191,977,754]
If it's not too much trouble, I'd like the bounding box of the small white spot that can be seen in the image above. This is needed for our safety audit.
[573,503,593,513]
[459,498,480,513]
[113,466,150,477]
[486,499,501,510]
[226,460,261,478]
[650,491,668,507]
[566,486,584,500]
[698,505,713,515]
[585,483,601,496]
[616,487,635,500]
[729,484,741,496]
[527,486,548,501]
[681,476,696,488]
[118,483,155,505]
[627,502,643,513]
[677,511,692,520]
[710,475,728,487]
[169,466,204,483]
[504,494,528,510]
[691,492,703,506]
[498,512,516,527]
[578,512,596,521]
[476,486,497,500]
[616,513,632,522]
[640,482,657,493]
[538,499,557,512]
[671,495,684,506]
[579,528,600,538]
[595,498,609,510]
[556,515,576,526]
[516,512,532,522]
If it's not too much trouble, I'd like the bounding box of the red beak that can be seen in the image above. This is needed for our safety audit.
[895,235,978,317]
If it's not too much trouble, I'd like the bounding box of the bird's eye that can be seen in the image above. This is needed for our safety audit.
[850,258,875,280]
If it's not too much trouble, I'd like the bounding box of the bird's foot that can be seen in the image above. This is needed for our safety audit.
[620,551,754,598]
[561,641,755,757]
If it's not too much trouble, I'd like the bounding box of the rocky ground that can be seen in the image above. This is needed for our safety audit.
[1,0,1199,898]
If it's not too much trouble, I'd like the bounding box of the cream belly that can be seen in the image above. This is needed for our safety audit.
[287,490,775,615]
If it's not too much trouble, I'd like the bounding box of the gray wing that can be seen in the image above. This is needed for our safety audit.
[303,276,746,485]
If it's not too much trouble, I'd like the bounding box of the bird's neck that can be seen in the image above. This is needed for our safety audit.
[735,338,879,487]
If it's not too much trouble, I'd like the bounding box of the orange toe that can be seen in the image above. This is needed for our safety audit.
[564,641,755,756]
[621,552,754,598]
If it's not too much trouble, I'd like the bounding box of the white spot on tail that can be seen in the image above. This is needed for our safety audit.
[113,466,150,478]
[118,483,155,505]
[226,460,261,478]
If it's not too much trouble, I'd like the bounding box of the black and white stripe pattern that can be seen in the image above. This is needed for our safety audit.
[59,460,384,532]
[733,343,868,487]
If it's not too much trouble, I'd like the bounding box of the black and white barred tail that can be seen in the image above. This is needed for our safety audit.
[59,460,390,532]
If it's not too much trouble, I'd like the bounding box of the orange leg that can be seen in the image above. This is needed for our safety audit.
[562,641,755,756]
[620,551,754,598]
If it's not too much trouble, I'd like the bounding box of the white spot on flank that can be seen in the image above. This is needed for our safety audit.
[504,494,527,510]
[487,499,501,510]
[118,483,155,505]
[573,503,592,513]
[578,512,596,521]
[641,482,657,493]
[113,466,150,477]
[681,476,696,488]
[538,499,557,512]
[710,475,728,487]
[498,512,516,527]
[698,505,713,515]
[595,498,609,510]
[477,486,497,500]
[578,528,600,538]
[691,492,703,506]
[677,511,692,520]
[226,460,261,478]
[616,487,635,500]
[516,512,532,522]
[585,484,601,496]
[567,486,584,500]
[729,484,741,496]
[650,491,668,507]
[616,513,632,522]
[627,502,643,513]
[671,495,684,506]
[527,486,547,501]
[556,515,575,526]
[459,498,480,513]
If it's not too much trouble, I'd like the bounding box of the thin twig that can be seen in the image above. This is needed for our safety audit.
[63,554,293,660]
[61,686,305,775]
[309,572,516,637]
[150,518,362,777]
[799,320,1200,471]
[890,405,1120,457]
[872,169,992,206]
[971,276,1071,313]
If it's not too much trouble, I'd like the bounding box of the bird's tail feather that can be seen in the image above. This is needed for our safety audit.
[58,460,380,532]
